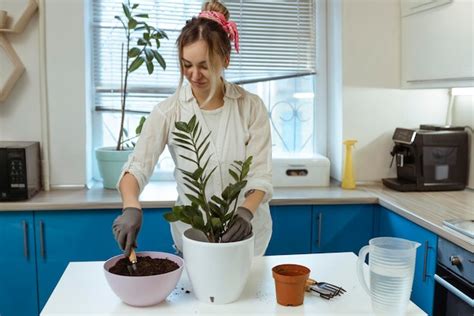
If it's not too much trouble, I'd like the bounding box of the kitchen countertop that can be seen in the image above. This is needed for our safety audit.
[40,252,426,316]
[0,182,472,251]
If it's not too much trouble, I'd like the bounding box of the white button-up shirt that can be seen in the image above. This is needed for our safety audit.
[118,80,273,256]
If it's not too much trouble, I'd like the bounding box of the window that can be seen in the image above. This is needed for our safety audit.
[91,0,324,181]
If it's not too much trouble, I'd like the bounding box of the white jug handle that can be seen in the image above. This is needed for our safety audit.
[356,245,371,297]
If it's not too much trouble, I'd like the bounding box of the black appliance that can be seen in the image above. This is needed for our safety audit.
[0,141,41,201]
[434,237,473,316]
[382,125,468,191]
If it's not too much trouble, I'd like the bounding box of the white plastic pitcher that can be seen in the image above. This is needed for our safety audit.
[357,237,420,315]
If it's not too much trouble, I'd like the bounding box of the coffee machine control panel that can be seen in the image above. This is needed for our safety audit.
[393,128,416,144]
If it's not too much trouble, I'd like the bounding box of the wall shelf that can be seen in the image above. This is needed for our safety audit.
[0,34,25,102]
[0,0,38,34]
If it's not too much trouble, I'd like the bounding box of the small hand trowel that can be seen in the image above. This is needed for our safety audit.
[127,248,138,276]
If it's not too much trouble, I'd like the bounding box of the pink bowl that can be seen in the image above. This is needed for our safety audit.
[103,251,184,306]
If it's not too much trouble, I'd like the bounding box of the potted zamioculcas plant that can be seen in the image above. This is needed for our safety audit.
[163,115,254,304]
[95,1,167,189]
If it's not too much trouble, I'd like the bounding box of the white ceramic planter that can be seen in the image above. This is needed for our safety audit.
[95,147,131,189]
[182,228,254,304]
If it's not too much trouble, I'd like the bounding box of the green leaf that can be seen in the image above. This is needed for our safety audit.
[128,18,137,29]
[157,29,168,39]
[178,168,195,179]
[172,132,191,140]
[184,183,200,195]
[114,16,126,29]
[211,195,227,207]
[197,131,211,152]
[135,116,146,134]
[229,169,239,181]
[201,155,211,172]
[128,47,141,58]
[146,60,154,74]
[175,121,188,132]
[198,142,211,161]
[134,13,148,18]
[176,144,194,152]
[128,56,144,73]
[154,39,160,49]
[137,38,147,46]
[174,138,193,146]
[163,212,179,222]
[208,201,221,217]
[191,168,204,180]
[135,26,146,31]
[221,186,230,200]
[192,215,205,230]
[210,217,223,230]
[143,32,150,41]
[195,126,202,142]
[224,212,234,222]
[182,176,200,189]
[188,115,197,133]
[152,50,166,70]
[122,3,131,19]
[179,154,198,165]
[144,48,153,61]
[132,3,139,9]
[185,193,202,207]
[203,166,217,188]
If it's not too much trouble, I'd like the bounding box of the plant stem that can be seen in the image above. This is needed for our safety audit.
[116,28,131,150]
[190,132,216,242]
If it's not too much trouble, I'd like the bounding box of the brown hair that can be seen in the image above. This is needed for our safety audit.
[176,0,232,106]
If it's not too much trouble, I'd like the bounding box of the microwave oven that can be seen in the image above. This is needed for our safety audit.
[0,141,41,201]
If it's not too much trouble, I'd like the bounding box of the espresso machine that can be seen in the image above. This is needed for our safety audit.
[382,125,469,191]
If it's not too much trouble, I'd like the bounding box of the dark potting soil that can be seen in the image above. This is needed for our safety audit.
[109,256,179,276]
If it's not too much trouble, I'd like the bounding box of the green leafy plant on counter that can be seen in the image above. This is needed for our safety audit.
[114,0,168,150]
[163,115,253,242]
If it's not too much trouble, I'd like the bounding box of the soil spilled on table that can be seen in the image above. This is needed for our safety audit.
[109,256,179,276]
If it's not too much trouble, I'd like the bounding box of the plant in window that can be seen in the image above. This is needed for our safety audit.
[163,115,253,242]
[114,1,168,150]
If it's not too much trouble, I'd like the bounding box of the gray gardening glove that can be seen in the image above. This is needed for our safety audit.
[222,206,253,242]
[112,207,143,257]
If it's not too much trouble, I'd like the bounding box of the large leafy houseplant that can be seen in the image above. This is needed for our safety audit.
[114,1,168,150]
[163,115,253,243]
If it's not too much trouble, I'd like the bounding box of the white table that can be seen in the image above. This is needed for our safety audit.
[40,252,426,315]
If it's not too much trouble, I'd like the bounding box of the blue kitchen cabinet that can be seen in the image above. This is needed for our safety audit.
[265,205,312,255]
[133,208,175,254]
[34,208,174,312]
[376,206,437,316]
[312,204,375,254]
[0,212,38,316]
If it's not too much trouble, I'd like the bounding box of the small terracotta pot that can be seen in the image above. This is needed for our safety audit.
[272,264,310,306]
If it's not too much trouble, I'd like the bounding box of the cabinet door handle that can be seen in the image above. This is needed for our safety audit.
[423,241,432,282]
[22,220,28,259]
[317,213,323,248]
[39,220,45,259]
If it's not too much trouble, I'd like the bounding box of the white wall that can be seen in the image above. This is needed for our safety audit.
[0,0,89,187]
[451,95,474,188]
[328,0,450,182]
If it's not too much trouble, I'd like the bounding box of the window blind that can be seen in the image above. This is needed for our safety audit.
[92,0,316,112]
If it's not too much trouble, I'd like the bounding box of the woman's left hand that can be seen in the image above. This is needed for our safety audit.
[222,206,253,242]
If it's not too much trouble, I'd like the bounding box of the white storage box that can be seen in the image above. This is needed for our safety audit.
[272,154,330,187]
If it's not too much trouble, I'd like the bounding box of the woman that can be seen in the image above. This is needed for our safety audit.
[112,0,272,257]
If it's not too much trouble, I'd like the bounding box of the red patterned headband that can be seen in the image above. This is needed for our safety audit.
[198,11,240,53]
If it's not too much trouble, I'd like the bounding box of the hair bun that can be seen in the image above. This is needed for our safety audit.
[202,0,230,20]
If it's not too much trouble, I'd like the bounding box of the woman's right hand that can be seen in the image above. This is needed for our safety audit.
[112,207,143,257]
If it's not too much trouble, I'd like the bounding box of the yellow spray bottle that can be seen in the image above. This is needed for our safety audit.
[342,139,357,189]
